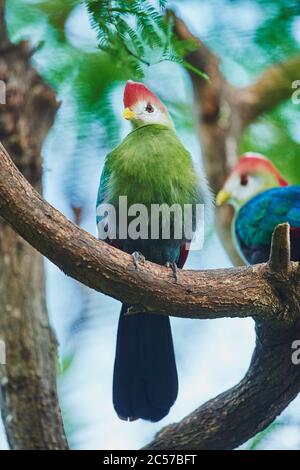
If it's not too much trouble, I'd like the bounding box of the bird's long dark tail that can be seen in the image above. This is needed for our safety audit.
[113,304,178,422]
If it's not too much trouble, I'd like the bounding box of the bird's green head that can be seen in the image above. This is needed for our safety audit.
[216,153,289,211]
[123,80,173,129]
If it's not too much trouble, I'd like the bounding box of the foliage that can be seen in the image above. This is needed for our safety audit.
[7,0,124,139]
[7,0,127,212]
[6,0,203,210]
[240,103,300,185]
[85,0,207,79]
[229,0,300,183]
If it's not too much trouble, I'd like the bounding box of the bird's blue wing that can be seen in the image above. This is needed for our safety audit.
[236,186,300,249]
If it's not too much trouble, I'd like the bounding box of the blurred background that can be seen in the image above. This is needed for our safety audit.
[2,0,300,450]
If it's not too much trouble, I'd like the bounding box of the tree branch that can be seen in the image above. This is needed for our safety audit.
[0,142,300,450]
[0,142,299,323]
[150,308,300,449]
[240,55,300,125]
[164,14,300,449]
[1,8,300,451]
[269,223,291,274]
[145,319,300,450]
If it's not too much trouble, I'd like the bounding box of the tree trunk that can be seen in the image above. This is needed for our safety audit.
[0,1,67,449]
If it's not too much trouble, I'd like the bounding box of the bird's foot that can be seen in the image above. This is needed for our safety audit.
[132,251,145,271]
[165,261,178,283]
[124,305,155,317]
[125,305,148,316]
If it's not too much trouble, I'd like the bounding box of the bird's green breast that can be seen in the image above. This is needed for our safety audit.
[104,124,200,208]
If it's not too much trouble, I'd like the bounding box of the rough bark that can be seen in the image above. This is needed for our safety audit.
[1,143,300,323]
[146,321,300,449]
[0,1,67,449]
[146,225,300,449]
[0,141,300,450]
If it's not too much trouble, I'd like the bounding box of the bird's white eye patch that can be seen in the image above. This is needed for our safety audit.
[133,100,154,116]
[230,174,262,203]
[131,99,173,128]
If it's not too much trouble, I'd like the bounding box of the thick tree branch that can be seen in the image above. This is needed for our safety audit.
[146,229,298,450]
[1,142,299,323]
[240,55,300,125]
[0,143,300,450]
[146,320,300,450]
[1,7,299,451]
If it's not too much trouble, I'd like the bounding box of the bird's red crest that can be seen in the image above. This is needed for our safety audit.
[234,153,289,187]
[123,80,166,111]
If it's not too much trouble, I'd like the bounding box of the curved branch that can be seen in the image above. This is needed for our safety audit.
[146,318,300,449]
[2,4,299,452]
[240,55,300,125]
[146,224,299,451]
[0,142,300,450]
[0,13,299,447]
[0,142,297,323]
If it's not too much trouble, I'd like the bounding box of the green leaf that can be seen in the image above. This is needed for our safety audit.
[84,0,207,79]
[182,61,209,80]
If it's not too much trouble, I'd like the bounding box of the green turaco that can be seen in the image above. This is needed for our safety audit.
[96,80,208,422]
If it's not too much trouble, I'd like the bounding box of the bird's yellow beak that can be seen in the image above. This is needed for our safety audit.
[216,189,231,206]
[123,107,136,120]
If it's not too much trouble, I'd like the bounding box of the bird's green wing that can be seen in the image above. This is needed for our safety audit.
[96,156,112,226]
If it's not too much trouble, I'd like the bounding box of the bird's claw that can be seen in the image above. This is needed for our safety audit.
[132,251,145,271]
[125,305,147,316]
[125,305,158,316]
[166,261,178,283]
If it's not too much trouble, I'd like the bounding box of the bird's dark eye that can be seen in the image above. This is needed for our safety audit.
[240,174,249,186]
[145,103,154,113]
